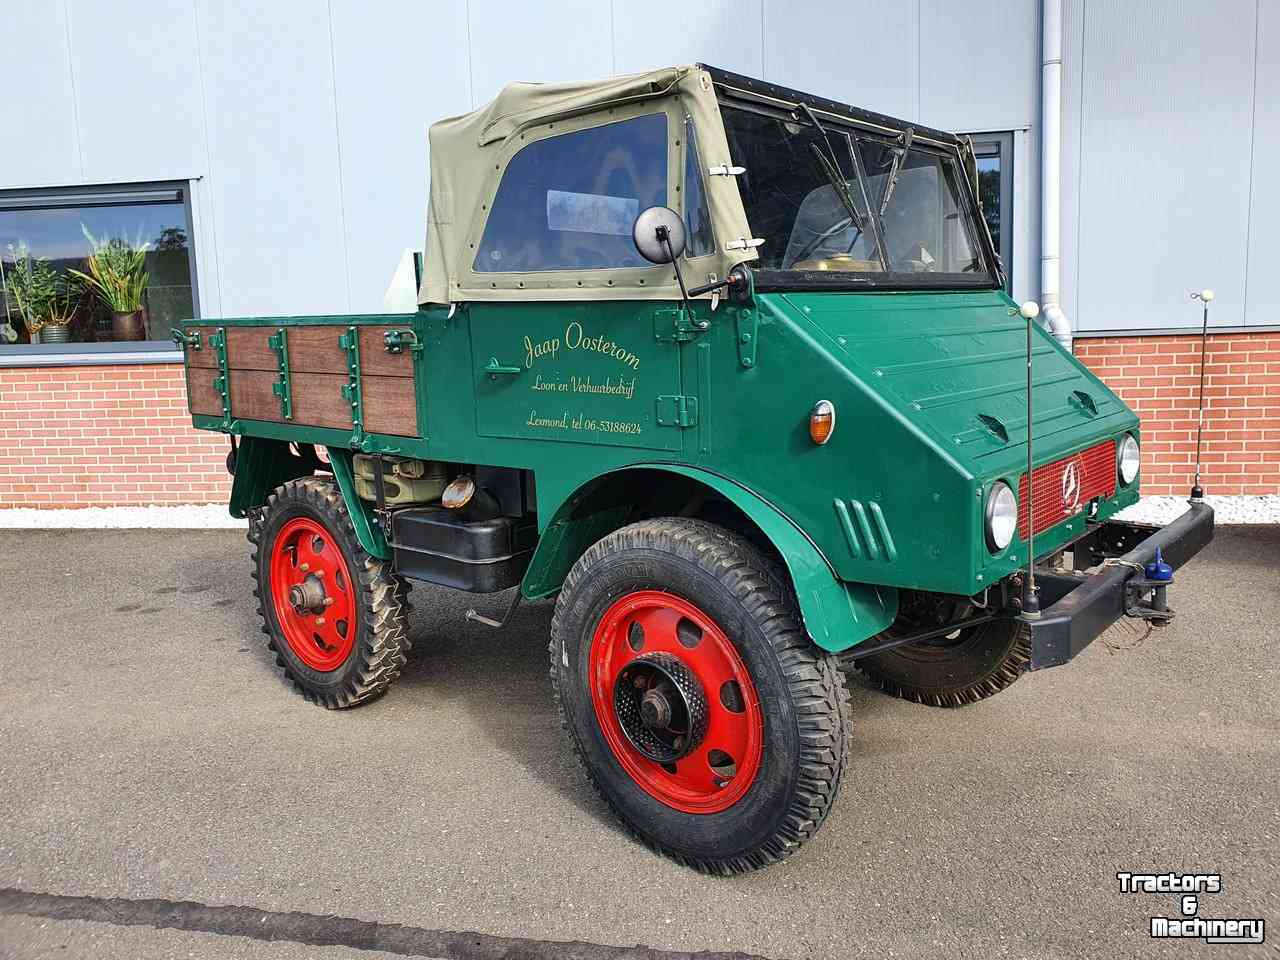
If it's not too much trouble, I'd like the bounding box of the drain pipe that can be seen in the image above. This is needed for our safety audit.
[1041,0,1072,350]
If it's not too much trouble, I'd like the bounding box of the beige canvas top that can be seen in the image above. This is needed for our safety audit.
[418,65,756,305]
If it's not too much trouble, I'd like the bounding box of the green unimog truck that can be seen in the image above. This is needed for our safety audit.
[176,65,1214,873]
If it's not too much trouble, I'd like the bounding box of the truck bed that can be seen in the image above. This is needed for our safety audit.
[178,313,422,445]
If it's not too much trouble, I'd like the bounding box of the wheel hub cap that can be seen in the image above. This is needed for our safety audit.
[614,653,708,762]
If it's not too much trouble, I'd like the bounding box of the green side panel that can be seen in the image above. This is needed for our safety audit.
[325,447,390,560]
[523,464,897,653]
[468,300,683,452]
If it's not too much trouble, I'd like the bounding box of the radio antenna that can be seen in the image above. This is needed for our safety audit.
[1188,289,1214,502]
[1020,301,1041,619]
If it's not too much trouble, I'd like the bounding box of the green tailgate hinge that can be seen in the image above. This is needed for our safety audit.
[655,394,699,427]
[209,327,232,429]
[734,306,758,368]
[267,327,293,421]
[170,328,201,350]
[653,307,708,343]
[338,326,366,450]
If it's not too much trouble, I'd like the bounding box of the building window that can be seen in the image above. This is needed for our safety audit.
[967,134,1013,290]
[474,114,669,273]
[0,182,198,352]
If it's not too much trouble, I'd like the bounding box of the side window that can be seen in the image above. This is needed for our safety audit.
[474,114,668,273]
[683,118,714,257]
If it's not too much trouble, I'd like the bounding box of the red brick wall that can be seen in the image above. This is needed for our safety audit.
[1076,331,1280,496]
[1,336,1277,508]
[0,363,230,508]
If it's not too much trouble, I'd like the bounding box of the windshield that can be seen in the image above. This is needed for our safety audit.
[721,104,994,287]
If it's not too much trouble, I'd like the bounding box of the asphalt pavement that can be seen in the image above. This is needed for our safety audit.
[0,524,1276,959]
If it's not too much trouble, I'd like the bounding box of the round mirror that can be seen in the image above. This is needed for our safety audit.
[632,206,687,264]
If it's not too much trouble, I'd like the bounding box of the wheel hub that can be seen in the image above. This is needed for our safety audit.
[288,574,328,614]
[613,652,708,763]
[268,516,355,672]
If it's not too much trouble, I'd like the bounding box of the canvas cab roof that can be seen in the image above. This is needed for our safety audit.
[418,64,976,305]
[418,65,756,305]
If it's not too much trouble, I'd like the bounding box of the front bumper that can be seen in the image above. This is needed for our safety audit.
[1025,501,1215,670]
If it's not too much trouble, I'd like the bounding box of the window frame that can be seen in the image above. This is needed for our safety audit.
[0,179,199,365]
[967,133,1014,292]
[715,97,1001,293]
[458,99,701,296]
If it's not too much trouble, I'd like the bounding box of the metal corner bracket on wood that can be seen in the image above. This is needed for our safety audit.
[338,326,367,450]
[267,327,293,421]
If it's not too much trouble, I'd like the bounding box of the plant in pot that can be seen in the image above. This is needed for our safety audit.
[69,227,149,341]
[3,243,78,344]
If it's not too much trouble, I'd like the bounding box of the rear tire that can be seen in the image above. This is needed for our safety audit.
[250,476,410,709]
[849,593,1030,707]
[550,518,850,874]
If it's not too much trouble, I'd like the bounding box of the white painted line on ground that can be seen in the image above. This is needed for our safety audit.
[0,505,246,529]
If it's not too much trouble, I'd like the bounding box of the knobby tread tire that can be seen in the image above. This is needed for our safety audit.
[249,475,411,710]
[549,517,851,875]
[852,620,1032,708]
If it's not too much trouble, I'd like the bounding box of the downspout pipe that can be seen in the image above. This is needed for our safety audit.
[1041,0,1072,350]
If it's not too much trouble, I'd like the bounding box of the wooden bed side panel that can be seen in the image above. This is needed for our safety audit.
[224,328,278,371]
[229,369,356,431]
[228,369,283,423]
[362,375,418,437]
[358,326,414,378]
[291,373,357,430]
[186,366,223,416]
[283,327,348,375]
[184,335,218,369]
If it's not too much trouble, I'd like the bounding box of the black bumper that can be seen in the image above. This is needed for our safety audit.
[1024,502,1215,670]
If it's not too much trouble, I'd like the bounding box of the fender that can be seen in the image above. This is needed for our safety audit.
[226,438,390,560]
[523,464,897,653]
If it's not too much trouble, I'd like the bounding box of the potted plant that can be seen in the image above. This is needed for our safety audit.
[39,271,81,344]
[3,243,78,343]
[70,227,149,341]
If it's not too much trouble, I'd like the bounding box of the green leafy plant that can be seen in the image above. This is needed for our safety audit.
[68,226,149,313]
[3,242,78,334]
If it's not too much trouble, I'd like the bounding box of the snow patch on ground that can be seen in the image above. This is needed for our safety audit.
[0,505,246,529]
[0,496,1275,529]
[1114,495,1280,525]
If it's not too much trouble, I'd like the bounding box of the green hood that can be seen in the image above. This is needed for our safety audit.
[783,288,1138,479]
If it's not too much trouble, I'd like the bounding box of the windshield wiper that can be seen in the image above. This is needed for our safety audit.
[878,127,915,217]
[797,103,887,270]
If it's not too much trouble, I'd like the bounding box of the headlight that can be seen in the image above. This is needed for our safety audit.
[1118,433,1140,485]
[985,481,1018,552]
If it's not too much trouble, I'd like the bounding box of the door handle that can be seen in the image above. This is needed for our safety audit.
[484,357,522,379]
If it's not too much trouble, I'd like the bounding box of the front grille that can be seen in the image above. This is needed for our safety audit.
[1017,440,1116,540]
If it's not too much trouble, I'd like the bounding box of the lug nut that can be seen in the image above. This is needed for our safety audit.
[316,616,326,626]
[299,563,310,572]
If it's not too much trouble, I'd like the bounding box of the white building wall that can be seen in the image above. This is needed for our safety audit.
[1,0,1270,332]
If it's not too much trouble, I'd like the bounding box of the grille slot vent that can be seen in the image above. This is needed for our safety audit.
[833,499,897,562]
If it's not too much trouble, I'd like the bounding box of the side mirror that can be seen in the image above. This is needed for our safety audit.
[632,206,687,264]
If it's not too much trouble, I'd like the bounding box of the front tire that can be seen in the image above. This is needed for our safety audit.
[550,518,849,874]
[250,476,411,709]
[849,592,1030,707]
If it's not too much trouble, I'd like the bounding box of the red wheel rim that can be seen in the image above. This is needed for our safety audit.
[589,590,763,814]
[269,517,357,672]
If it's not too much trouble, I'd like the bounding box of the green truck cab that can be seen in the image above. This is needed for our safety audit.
[176,65,1214,873]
